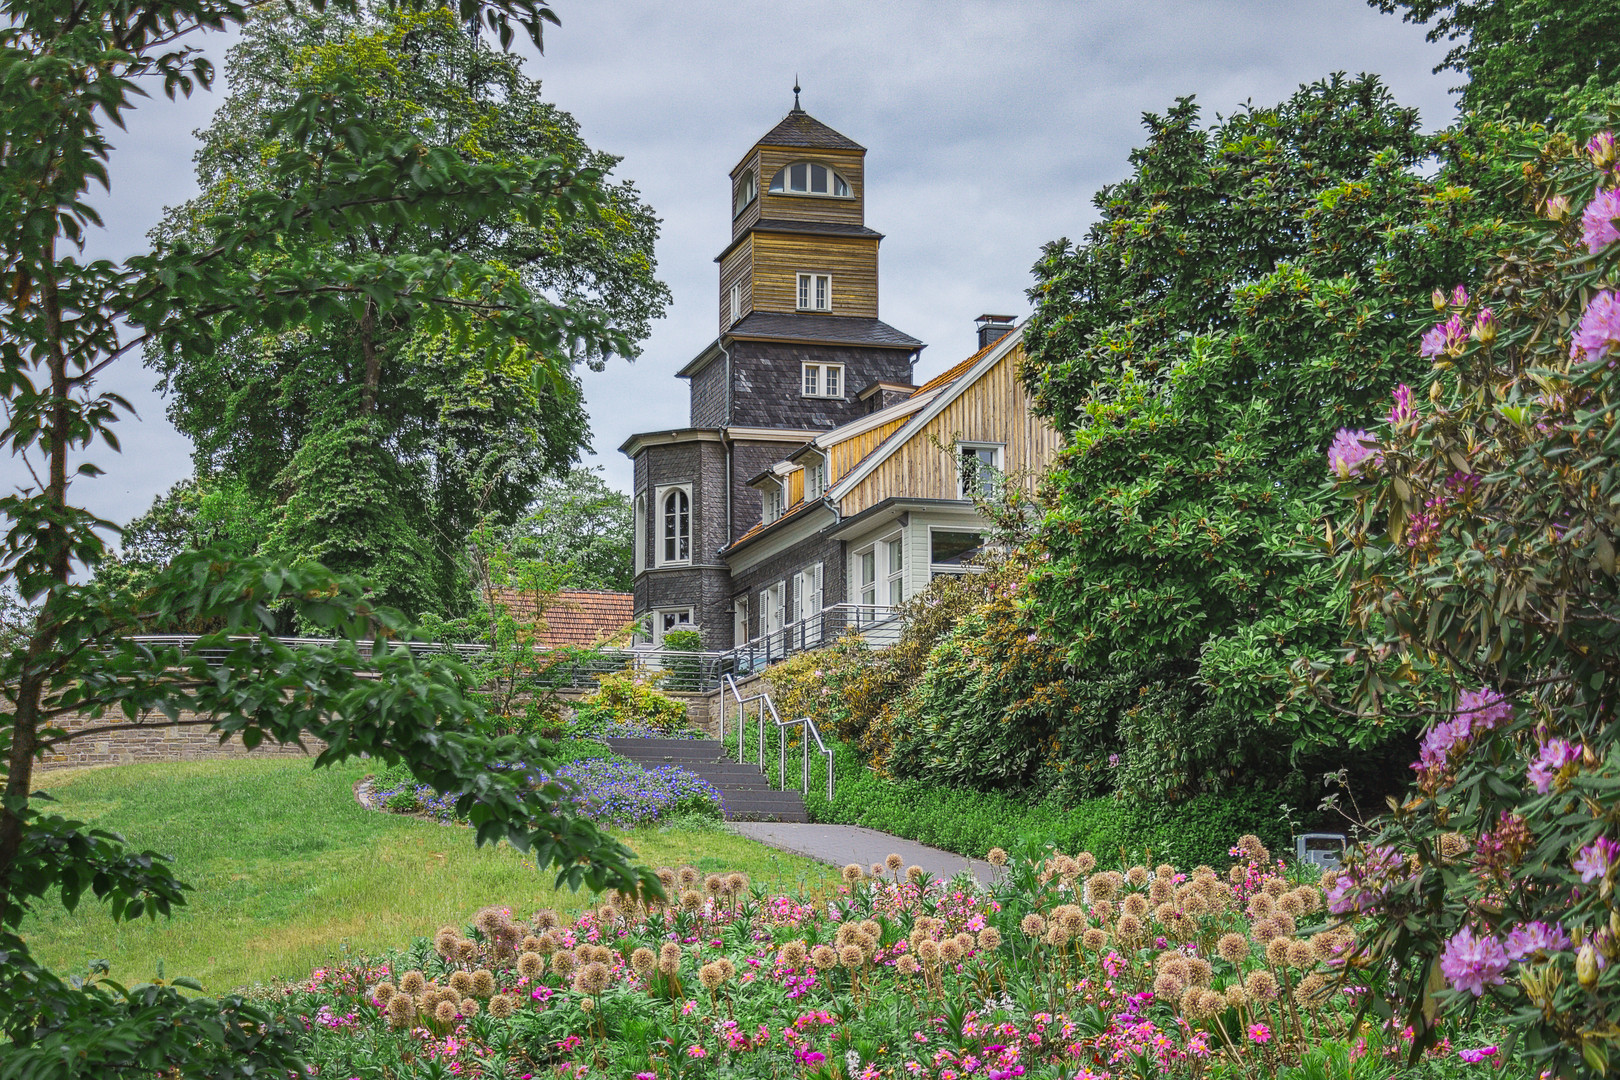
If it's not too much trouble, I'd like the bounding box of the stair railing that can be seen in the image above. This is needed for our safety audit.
[719,674,833,802]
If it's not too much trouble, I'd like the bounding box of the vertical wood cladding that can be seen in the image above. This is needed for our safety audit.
[730,149,763,237]
[750,233,877,318]
[841,343,1066,517]
[826,415,910,486]
[728,340,915,430]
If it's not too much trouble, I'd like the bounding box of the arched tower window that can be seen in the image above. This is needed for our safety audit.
[733,168,757,217]
[661,487,690,563]
[768,162,851,197]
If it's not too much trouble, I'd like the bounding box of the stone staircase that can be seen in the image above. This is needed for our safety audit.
[605,737,808,823]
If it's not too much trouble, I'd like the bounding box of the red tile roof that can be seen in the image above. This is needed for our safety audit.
[487,589,635,648]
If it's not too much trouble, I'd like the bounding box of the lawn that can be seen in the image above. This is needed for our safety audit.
[20,757,841,994]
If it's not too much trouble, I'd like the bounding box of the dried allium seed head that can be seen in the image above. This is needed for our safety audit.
[1087,872,1120,902]
[1179,984,1205,1019]
[474,908,505,937]
[1250,916,1281,945]
[1149,879,1175,905]
[371,982,396,1005]
[870,863,885,878]
[1277,892,1304,917]
[550,950,577,977]
[1044,925,1072,948]
[533,910,561,931]
[596,904,617,927]
[835,923,857,947]
[1082,928,1108,952]
[1154,864,1175,882]
[1126,865,1150,887]
[656,867,678,888]
[399,971,427,995]
[1287,939,1318,971]
[1090,900,1115,924]
[779,942,808,969]
[1122,893,1149,918]
[680,890,704,911]
[454,939,479,964]
[1262,876,1289,897]
[1115,914,1144,943]
[449,971,474,996]
[630,947,655,975]
[1229,864,1246,884]
[534,932,559,956]
[939,939,963,963]
[1294,972,1330,1009]
[1273,912,1297,938]
[385,992,416,1028]
[1075,852,1098,874]
[460,998,480,1018]
[470,970,496,998]
[518,952,544,979]
[1224,984,1248,1009]
[953,932,974,953]
[1188,957,1213,986]
[488,994,516,1019]
[1245,969,1280,1002]
[841,863,864,885]
[575,961,611,995]
[1265,937,1294,967]
[726,872,748,894]
[1248,891,1277,918]
[906,865,925,883]
[704,874,725,896]
[1238,834,1270,863]
[1217,933,1250,964]
[1154,972,1186,999]
[520,934,543,953]
[811,945,839,969]
[434,926,461,957]
[897,954,921,975]
[434,1000,458,1024]
[1021,913,1047,938]
[978,927,1002,950]
[917,939,941,964]
[658,943,682,975]
[986,847,1008,867]
[840,944,866,969]
[1182,893,1210,918]
[1292,886,1323,914]
[1061,909,1088,934]
[908,928,928,951]
[1154,902,1179,925]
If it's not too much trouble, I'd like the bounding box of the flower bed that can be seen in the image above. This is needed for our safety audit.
[279,836,1515,1079]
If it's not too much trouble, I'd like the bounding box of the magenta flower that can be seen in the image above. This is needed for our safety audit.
[1439,926,1509,997]
[1450,285,1470,307]
[1574,836,1620,884]
[1456,687,1512,730]
[1420,314,1468,358]
[1470,307,1496,345]
[1571,290,1620,361]
[1247,1023,1272,1044]
[1590,131,1617,169]
[1527,738,1581,793]
[1327,428,1380,480]
[1459,1046,1500,1064]
[1504,921,1571,961]
[1416,714,1474,773]
[1416,688,1511,776]
[1582,188,1620,254]
[1389,383,1416,426]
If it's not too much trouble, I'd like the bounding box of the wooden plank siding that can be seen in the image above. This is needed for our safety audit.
[729,150,764,238]
[718,240,753,332]
[840,343,1065,517]
[755,146,864,227]
[750,233,878,319]
[826,416,910,484]
[786,468,804,507]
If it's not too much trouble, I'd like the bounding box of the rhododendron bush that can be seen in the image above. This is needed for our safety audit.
[1310,109,1620,1076]
[278,839,1515,1078]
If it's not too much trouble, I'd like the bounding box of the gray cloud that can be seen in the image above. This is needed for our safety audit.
[11,0,1457,529]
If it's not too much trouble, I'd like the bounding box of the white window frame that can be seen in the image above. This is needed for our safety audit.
[853,530,906,614]
[796,272,832,312]
[769,162,853,198]
[928,525,986,577]
[633,494,646,575]
[729,281,742,325]
[956,442,1004,499]
[801,361,844,399]
[762,479,785,525]
[733,168,757,218]
[733,597,749,647]
[655,483,692,567]
[652,607,693,646]
[883,532,906,607]
[761,581,786,636]
[803,455,827,500]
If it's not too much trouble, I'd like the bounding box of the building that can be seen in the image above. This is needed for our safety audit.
[486,588,635,648]
[621,98,1061,652]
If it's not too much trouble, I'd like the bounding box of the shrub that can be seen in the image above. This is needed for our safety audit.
[569,670,690,737]
[659,628,705,692]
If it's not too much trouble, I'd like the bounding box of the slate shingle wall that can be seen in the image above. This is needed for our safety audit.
[729,341,915,429]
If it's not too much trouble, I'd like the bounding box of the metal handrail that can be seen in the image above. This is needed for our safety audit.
[719,673,834,802]
[718,603,902,674]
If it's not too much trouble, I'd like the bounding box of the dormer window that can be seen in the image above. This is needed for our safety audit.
[763,480,785,524]
[769,162,852,197]
[804,456,827,500]
[733,168,757,217]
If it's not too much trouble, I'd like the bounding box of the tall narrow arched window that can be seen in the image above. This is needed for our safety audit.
[662,487,690,563]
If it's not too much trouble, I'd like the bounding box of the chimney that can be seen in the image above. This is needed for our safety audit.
[975,314,1016,350]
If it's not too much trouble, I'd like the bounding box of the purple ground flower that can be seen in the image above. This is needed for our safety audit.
[1327,428,1379,480]
[1582,188,1620,254]
[1571,290,1620,361]
[1504,921,1571,961]
[1527,738,1581,794]
[1574,835,1620,884]
[1439,926,1509,997]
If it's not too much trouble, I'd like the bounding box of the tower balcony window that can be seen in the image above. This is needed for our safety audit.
[769,162,852,198]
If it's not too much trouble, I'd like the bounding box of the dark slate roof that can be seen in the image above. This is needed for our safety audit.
[757,108,864,151]
[724,311,923,349]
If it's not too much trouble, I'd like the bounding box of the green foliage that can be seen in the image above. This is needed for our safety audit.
[505,466,635,592]
[1020,75,1528,795]
[569,671,689,736]
[1368,0,1620,122]
[660,628,703,693]
[0,0,659,1070]
[142,3,669,617]
[1313,100,1620,1075]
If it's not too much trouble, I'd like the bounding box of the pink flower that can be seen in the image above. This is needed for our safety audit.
[1327,428,1380,480]
[1459,1046,1500,1064]
[1451,285,1470,307]
[1247,1023,1272,1044]
[1590,131,1617,169]
[1571,290,1620,361]
[1582,188,1620,254]
[1389,383,1417,427]
[1573,836,1620,884]
[1439,926,1509,997]
[1504,922,1571,961]
[1527,738,1581,793]
[685,1045,708,1059]
[1470,307,1496,345]
[635,1074,656,1080]
[1421,314,1468,358]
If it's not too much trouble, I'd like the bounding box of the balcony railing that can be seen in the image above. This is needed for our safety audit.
[718,603,901,676]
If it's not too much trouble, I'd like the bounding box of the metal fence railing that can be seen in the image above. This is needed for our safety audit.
[718,603,901,676]
[719,673,834,803]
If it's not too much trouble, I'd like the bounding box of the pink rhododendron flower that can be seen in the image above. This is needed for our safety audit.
[1439,926,1509,997]
[1389,383,1416,426]
[1327,429,1380,480]
[1451,285,1470,307]
[1421,314,1468,358]
[1527,738,1581,793]
[1574,836,1620,884]
[1471,307,1496,344]
[1504,922,1571,961]
[1416,688,1511,776]
[1582,188,1620,254]
[1571,290,1620,361]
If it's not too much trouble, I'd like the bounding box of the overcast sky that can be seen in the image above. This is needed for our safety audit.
[26,0,1461,530]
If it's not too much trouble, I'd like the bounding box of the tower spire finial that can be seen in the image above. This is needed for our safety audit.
[793,76,801,111]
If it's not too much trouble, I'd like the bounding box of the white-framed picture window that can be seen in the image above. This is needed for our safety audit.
[929,528,985,576]
[733,597,749,647]
[796,272,832,312]
[655,483,692,565]
[801,362,844,399]
[885,533,906,605]
[733,167,757,217]
[761,581,786,636]
[653,607,693,645]
[956,442,1004,498]
[793,563,824,623]
[804,457,826,500]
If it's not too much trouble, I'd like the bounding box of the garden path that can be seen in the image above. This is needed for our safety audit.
[727,822,996,887]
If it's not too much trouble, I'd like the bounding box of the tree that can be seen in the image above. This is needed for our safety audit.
[1020,75,1525,799]
[1368,0,1620,121]
[0,0,659,1072]
[506,465,634,592]
[145,3,669,616]
[1314,108,1620,1076]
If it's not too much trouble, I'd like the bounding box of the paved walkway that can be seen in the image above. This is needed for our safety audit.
[728,821,997,887]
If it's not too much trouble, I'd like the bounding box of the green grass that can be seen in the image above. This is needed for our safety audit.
[20,758,840,994]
